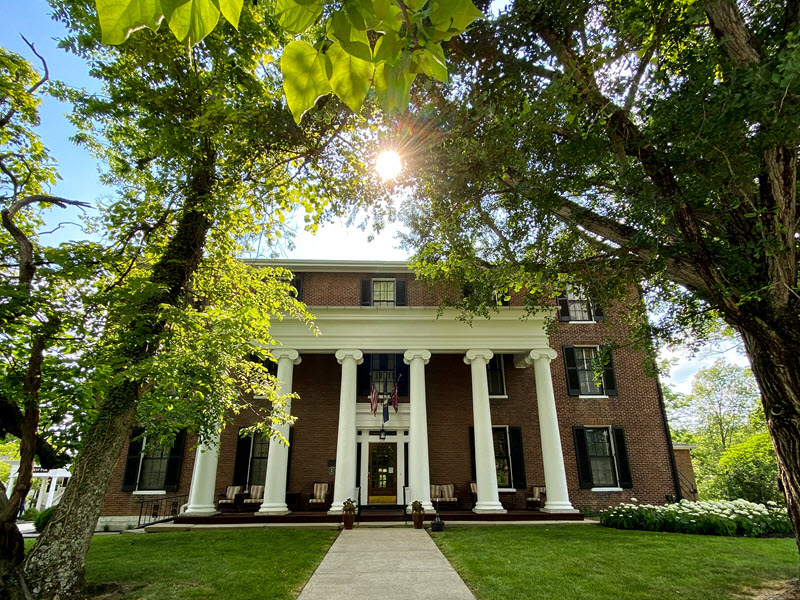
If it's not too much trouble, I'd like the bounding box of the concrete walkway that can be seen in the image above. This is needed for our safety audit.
[298,528,476,600]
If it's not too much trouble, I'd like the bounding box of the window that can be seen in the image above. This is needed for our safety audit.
[360,278,407,307]
[573,426,632,489]
[563,345,618,396]
[371,353,396,394]
[232,430,273,489]
[356,354,409,398]
[557,289,605,322]
[486,354,506,396]
[469,426,527,490]
[122,429,186,492]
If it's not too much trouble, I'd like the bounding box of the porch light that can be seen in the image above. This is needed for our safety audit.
[379,425,387,441]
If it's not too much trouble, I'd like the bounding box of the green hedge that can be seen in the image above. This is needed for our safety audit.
[600,499,790,537]
[34,506,57,532]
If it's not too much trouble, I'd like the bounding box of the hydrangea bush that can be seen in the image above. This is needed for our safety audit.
[599,499,791,537]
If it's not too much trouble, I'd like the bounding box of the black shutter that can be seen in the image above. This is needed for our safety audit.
[395,279,407,306]
[356,441,361,488]
[563,346,581,396]
[285,427,294,491]
[357,355,371,397]
[396,355,410,396]
[508,426,527,490]
[361,279,372,306]
[573,427,593,489]
[122,427,145,491]
[469,426,476,481]
[163,430,187,492]
[557,293,571,321]
[613,427,633,488]
[591,298,605,321]
[292,275,304,302]
[232,430,251,487]
[601,346,618,396]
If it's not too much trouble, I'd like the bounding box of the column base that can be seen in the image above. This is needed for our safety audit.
[472,503,507,514]
[406,502,435,513]
[328,502,344,515]
[183,504,219,516]
[541,501,580,514]
[256,503,291,516]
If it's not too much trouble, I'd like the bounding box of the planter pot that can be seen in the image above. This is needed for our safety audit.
[412,511,425,529]
[342,510,355,530]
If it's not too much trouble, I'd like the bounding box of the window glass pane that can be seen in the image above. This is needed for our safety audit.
[567,289,592,320]
[492,428,511,487]
[372,280,395,307]
[248,432,269,488]
[486,355,505,395]
[585,428,617,487]
[139,442,170,490]
[371,354,396,394]
[574,347,603,394]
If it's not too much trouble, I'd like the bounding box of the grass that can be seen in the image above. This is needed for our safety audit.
[431,524,799,600]
[30,529,338,599]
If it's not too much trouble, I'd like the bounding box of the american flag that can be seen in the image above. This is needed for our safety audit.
[390,375,400,413]
[369,382,379,416]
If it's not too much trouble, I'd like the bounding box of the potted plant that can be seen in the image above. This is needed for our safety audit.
[411,500,425,529]
[342,498,356,530]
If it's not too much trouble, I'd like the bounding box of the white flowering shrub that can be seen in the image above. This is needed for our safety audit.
[600,499,791,536]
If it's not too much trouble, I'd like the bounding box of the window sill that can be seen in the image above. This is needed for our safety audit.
[497,487,518,493]
[591,487,623,493]
[566,320,597,324]
[578,395,609,399]
[489,395,508,400]
[132,490,167,495]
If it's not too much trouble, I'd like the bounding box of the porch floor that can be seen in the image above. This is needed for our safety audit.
[173,509,584,525]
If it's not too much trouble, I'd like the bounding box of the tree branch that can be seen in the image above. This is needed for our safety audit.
[0,392,69,470]
[704,0,762,67]
[0,36,50,130]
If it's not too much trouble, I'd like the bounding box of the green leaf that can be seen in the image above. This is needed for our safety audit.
[328,41,374,113]
[374,62,415,113]
[344,0,368,30]
[374,30,403,64]
[281,40,332,123]
[162,0,221,45]
[94,0,165,45]
[331,10,372,62]
[275,0,323,34]
[419,43,448,83]
[430,0,484,32]
[210,0,243,27]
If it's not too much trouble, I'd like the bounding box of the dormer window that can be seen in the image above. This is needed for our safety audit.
[361,278,407,307]
[557,289,605,322]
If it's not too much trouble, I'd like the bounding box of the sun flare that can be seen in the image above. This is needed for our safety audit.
[375,150,403,180]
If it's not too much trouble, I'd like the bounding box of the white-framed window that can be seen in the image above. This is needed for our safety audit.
[492,426,512,487]
[246,433,270,489]
[371,353,397,395]
[573,426,632,489]
[562,345,618,396]
[557,288,604,322]
[372,279,396,307]
[122,429,186,492]
[361,278,407,307]
[487,354,506,397]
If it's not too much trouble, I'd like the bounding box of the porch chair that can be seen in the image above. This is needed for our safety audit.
[526,486,547,510]
[307,482,330,510]
[431,484,459,511]
[239,485,265,511]
[217,485,243,512]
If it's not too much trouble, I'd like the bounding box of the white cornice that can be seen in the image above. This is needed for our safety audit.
[244,259,412,273]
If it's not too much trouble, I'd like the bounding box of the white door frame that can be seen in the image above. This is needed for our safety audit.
[359,432,406,506]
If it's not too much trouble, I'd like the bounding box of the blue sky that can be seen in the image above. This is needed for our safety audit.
[3,1,748,394]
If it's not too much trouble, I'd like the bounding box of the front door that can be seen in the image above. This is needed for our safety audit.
[368,443,397,504]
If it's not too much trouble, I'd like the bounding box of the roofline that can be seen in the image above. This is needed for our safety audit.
[243,259,413,273]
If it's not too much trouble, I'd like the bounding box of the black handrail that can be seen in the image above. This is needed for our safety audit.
[136,494,189,528]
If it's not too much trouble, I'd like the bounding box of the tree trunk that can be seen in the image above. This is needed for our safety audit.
[739,327,800,556]
[23,149,216,599]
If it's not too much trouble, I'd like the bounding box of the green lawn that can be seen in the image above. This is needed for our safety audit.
[78,529,337,599]
[431,525,799,600]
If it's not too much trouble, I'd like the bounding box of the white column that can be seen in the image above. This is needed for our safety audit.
[404,349,434,512]
[45,476,57,509]
[329,348,363,514]
[36,478,49,511]
[464,349,506,514]
[184,430,221,515]
[258,348,302,515]
[528,349,578,513]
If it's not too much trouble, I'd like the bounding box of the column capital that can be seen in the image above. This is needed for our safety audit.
[403,349,431,365]
[272,348,302,365]
[335,348,364,365]
[515,348,557,368]
[463,349,493,365]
